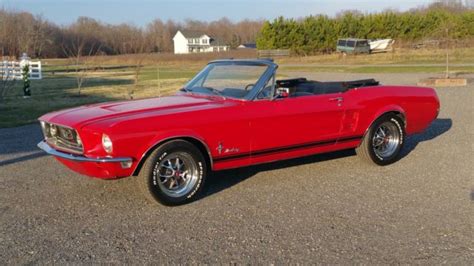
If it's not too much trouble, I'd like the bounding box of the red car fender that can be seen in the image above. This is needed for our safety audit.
[131,129,213,175]
[359,104,407,145]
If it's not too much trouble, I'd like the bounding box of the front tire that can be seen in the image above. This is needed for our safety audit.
[356,114,405,165]
[137,140,207,206]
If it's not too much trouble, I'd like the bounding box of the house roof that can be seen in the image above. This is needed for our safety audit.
[209,37,227,46]
[176,30,229,46]
[179,30,208,38]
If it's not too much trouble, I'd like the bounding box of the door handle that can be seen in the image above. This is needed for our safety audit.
[329,97,344,106]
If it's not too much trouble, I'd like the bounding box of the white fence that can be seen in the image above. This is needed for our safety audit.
[0,60,42,80]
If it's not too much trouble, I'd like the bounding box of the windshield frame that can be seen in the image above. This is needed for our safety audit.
[183,60,277,101]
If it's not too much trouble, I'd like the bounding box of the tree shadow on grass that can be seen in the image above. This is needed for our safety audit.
[201,118,453,201]
[43,65,136,74]
[3,76,134,99]
[35,76,134,92]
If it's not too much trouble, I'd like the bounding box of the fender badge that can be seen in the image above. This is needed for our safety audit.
[217,142,223,155]
[216,142,239,154]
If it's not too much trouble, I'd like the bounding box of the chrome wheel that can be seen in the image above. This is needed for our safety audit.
[154,152,199,198]
[372,121,401,159]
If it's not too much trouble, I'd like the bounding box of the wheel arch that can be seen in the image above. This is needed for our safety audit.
[132,136,213,176]
[359,107,406,147]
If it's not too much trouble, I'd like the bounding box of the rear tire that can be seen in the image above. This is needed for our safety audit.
[137,140,207,206]
[356,114,405,165]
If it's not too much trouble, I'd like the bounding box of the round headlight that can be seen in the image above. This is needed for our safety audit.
[50,125,57,136]
[102,134,113,154]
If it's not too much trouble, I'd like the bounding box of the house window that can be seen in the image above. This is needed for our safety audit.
[202,39,208,44]
[188,39,193,44]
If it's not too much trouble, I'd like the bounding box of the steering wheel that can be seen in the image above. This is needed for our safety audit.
[244,84,255,91]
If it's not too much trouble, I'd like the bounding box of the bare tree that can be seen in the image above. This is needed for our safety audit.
[0,9,18,57]
[62,44,99,95]
[146,19,165,52]
[61,18,101,95]
[124,28,149,99]
[0,9,268,57]
[31,15,48,57]
[0,10,6,57]
[16,12,36,55]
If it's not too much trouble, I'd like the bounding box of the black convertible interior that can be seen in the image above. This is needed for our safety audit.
[276,78,380,97]
[188,77,380,99]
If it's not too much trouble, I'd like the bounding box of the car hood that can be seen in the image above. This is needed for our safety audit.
[39,94,230,129]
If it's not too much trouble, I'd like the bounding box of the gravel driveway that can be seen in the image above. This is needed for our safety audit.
[1,73,473,264]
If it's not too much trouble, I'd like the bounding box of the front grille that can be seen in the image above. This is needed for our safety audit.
[40,121,83,154]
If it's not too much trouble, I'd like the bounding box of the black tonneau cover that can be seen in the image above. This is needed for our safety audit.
[277,78,379,95]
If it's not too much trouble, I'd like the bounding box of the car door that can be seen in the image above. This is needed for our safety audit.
[247,91,346,163]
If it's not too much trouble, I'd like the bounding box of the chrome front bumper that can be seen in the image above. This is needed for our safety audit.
[37,141,133,164]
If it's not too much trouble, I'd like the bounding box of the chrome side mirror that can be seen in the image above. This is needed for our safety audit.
[273,87,290,100]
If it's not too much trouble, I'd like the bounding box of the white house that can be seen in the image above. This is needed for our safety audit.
[173,30,230,54]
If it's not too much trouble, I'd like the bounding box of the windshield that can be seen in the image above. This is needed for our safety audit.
[184,63,269,99]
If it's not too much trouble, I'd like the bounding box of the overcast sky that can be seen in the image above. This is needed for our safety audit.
[2,0,435,26]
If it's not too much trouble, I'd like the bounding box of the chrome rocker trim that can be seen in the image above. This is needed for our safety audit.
[37,141,133,163]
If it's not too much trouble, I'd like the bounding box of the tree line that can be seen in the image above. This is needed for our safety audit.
[1,0,473,59]
[257,0,474,55]
[0,10,263,58]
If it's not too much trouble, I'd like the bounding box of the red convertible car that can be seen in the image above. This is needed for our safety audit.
[38,59,440,205]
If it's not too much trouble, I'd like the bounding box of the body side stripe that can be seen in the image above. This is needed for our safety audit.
[213,135,363,162]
